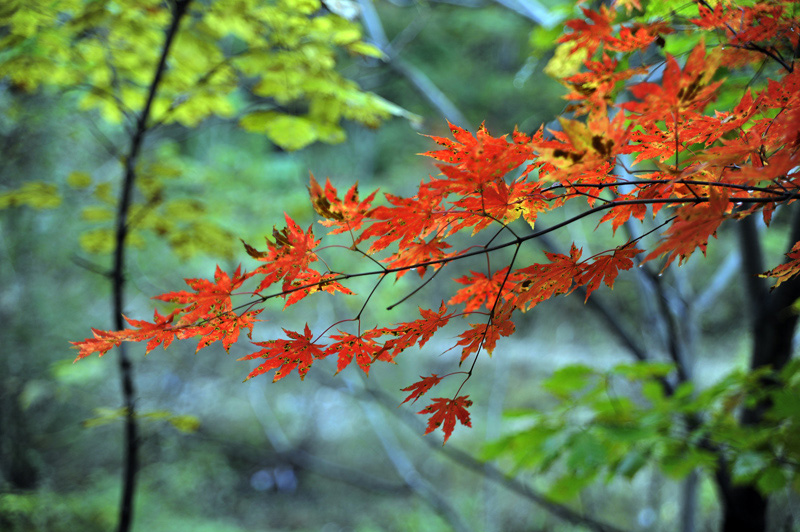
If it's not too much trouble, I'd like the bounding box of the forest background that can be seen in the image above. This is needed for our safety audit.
[1,1,799,532]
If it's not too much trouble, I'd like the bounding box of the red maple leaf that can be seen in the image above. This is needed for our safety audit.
[400,374,443,404]
[238,324,326,381]
[244,214,321,292]
[448,267,518,313]
[597,191,649,234]
[357,182,446,254]
[559,5,615,57]
[418,396,473,444]
[513,244,585,311]
[308,174,377,234]
[153,265,247,325]
[72,309,181,361]
[576,245,642,300]
[122,309,181,354]
[192,309,262,353]
[423,122,533,190]
[383,303,453,358]
[455,306,515,362]
[71,328,125,362]
[281,270,353,308]
[382,237,451,279]
[325,330,386,375]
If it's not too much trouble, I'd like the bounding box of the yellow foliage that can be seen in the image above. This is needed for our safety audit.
[0,182,62,209]
[66,171,92,189]
[544,42,589,79]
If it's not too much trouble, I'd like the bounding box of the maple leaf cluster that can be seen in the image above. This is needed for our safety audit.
[74,0,800,443]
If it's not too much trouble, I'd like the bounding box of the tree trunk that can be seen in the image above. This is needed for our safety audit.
[719,215,800,532]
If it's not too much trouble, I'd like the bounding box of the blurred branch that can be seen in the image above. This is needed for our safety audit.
[324,376,630,532]
[245,386,411,494]
[624,219,691,384]
[482,357,509,532]
[82,113,122,159]
[288,449,412,494]
[355,383,475,532]
[693,251,741,313]
[389,58,471,127]
[358,0,471,127]
[359,0,389,45]
[71,254,112,278]
[648,267,690,382]
[490,0,560,27]
[390,7,429,56]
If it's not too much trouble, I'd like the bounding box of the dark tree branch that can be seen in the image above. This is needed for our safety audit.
[737,215,768,319]
[111,2,192,532]
[247,194,794,310]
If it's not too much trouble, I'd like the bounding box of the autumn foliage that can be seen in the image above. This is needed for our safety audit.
[74,0,800,444]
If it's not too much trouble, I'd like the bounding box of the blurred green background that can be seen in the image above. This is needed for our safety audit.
[0,1,791,531]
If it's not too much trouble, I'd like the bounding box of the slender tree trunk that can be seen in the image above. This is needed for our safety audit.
[112,3,191,531]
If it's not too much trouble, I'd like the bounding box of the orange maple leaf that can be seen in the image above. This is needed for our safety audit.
[644,189,730,269]
[623,42,722,121]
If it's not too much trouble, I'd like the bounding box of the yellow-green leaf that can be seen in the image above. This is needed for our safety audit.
[66,171,92,188]
[81,206,114,222]
[544,42,589,79]
[239,111,318,150]
[0,182,61,209]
